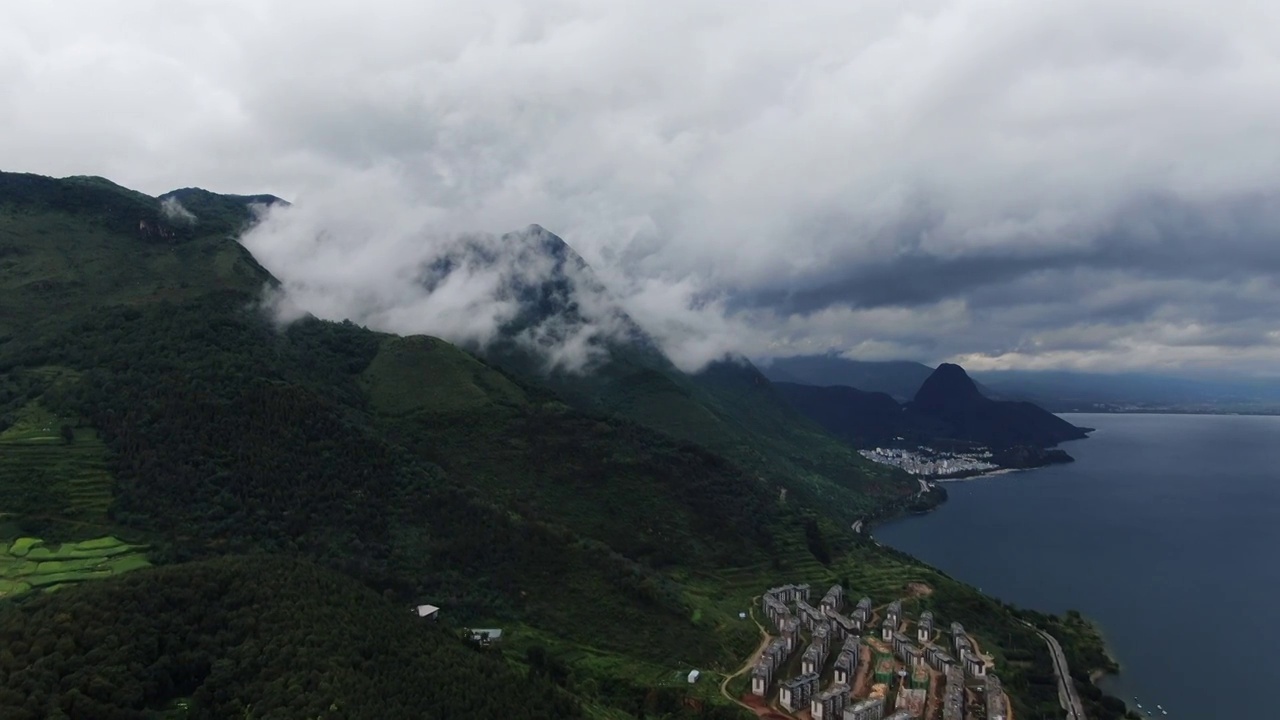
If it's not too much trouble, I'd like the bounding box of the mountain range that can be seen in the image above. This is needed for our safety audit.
[0,171,1133,720]
[763,353,1280,414]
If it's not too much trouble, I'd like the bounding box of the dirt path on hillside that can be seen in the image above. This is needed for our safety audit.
[851,644,874,698]
[719,598,774,711]
[966,632,996,664]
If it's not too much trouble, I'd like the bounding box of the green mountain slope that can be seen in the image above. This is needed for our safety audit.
[453,227,913,518]
[0,171,779,715]
[0,554,582,720]
[0,173,274,342]
[0,171,1136,720]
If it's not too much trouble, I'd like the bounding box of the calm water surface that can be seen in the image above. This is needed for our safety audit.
[875,413,1280,719]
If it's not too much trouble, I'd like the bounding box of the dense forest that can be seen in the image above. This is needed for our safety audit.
[0,555,582,720]
[13,295,772,665]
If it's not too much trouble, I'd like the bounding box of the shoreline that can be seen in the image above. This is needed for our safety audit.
[930,466,1029,483]
[870,473,1134,719]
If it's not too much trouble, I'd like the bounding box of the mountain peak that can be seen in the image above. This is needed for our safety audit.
[913,362,985,409]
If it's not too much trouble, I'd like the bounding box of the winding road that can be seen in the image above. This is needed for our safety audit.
[1024,622,1086,720]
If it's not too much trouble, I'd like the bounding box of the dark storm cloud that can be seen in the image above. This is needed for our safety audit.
[740,193,1280,315]
[4,1,1280,372]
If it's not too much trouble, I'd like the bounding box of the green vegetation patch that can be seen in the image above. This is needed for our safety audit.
[26,569,114,588]
[72,536,130,550]
[104,554,152,573]
[0,579,32,597]
[0,400,116,527]
[1,560,37,578]
[361,335,528,415]
[7,537,41,557]
[0,401,65,443]
[33,558,110,574]
[0,555,584,720]
[0,534,149,597]
[25,544,136,560]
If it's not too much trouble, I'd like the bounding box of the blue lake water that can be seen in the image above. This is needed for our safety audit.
[874,413,1280,719]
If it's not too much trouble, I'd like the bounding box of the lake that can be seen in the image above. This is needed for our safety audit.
[874,413,1280,719]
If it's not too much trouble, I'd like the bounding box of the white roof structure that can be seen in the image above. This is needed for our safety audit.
[415,604,440,618]
[687,670,701,683]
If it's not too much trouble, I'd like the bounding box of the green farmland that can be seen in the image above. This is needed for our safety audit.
[0,392,149,597]
[0,535,150,597]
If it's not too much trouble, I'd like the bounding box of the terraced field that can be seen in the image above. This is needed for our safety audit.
[0,396,147,599]
[0,400,116,524]
[0,535,150,597]
[693,531,839,603]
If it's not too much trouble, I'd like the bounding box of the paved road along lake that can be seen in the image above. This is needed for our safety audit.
[874,413,1280,719]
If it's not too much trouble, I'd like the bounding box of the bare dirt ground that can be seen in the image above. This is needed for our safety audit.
[906,582,934,597]
[923,668,943,720]
[965,631,996,665]
[851,644,874,698]
[741,694,792,720]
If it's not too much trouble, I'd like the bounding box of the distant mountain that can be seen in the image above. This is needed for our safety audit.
[762,354,1280,415]
[972,369,1280,414]
[761,356,935,401]
[772,382,912,446]
[774,364,1091,468]
[905,364,1091,447]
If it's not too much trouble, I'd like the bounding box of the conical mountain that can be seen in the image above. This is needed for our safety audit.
[905,363,1090,447]
[911,362,986,410]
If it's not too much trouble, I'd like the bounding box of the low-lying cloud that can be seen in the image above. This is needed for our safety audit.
[242,172,642,372]
[7,1,1280,374]
[159,197,197,224]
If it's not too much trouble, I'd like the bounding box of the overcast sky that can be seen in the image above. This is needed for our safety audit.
[5,1,1280,374]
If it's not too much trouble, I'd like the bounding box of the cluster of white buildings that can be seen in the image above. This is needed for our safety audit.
[751,583,1009,720]
[858,447,998,477]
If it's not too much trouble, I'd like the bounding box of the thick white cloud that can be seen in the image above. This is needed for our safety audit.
[4,1,1280,372]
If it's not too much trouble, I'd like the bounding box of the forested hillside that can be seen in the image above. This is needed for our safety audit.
[0,555,581,720]
[455,226,914,519]
[0,171,1131,719]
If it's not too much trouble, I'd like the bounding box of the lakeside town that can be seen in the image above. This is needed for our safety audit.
[746,582,1007,720]
[858,447,999,479]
